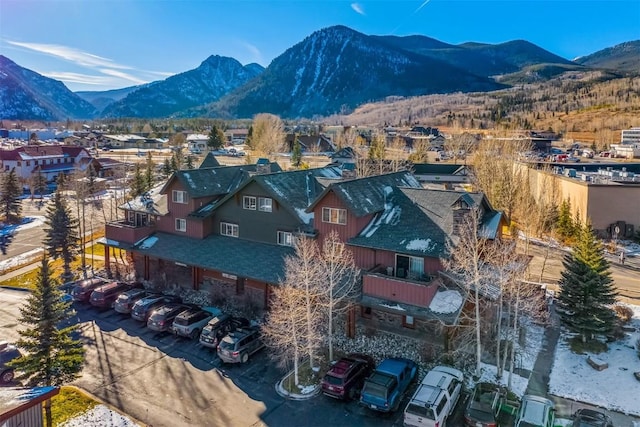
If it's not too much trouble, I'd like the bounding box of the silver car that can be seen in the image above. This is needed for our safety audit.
[217,327,264,364]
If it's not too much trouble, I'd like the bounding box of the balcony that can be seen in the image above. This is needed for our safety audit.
[105,221,155,245]
[362,266,438,308]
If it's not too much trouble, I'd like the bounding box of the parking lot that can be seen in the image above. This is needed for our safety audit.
[1,288,471,427]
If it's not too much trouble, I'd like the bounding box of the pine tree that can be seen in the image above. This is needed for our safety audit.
[291,139,302,167]
[145,152,154,189]
[130,163,147,198]
[162,158,172,177]
[555,199,574,241]
[44,188,79,280]
[9,258,85,427]
[557,223,618,343]
[207,125,225,149]
[185,155,194,170]
[0,168,22,223]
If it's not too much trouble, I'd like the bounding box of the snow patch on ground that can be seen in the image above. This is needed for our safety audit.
[517,319,546,371]
[478,362,529,398]
[0,248,44,272]
[429,290,462,314]
[61,405,140,427]
[549,304,640,416]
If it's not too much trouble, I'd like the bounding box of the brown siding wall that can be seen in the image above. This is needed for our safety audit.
[157,180,218,238]
[314,191,371,243]
[363,274,438,307]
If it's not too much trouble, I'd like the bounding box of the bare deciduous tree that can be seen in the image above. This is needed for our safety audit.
[248,113,285,159]
[319,231,360,362]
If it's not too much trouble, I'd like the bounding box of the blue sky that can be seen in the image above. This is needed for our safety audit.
[1,0,639,92]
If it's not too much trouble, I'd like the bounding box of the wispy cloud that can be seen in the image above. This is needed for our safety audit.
[239,41,264,65]
[351,2,365,15]
[414,0,432,14]
[6,40,131,70]
[5,39,172,89]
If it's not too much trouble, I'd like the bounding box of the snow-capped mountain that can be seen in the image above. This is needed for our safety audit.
[0,55,97,121]
[199,25,503,118]
[99,55,264,118]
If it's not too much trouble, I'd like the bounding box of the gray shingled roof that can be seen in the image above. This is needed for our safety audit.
[132,232,294,284]
[349,188,500,258]
[119,184,168,215]
[211,166,343,226]
[411,163,467,175]
[162,163,283,199]
[309,171,422,218]
[198,152,221,168]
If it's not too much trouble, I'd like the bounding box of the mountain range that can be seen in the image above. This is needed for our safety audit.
[1,26,637,121]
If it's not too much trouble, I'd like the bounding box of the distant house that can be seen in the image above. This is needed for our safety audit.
[286,134,336,153]
[103,134,145,149]
[329,147,356,164]
[0,145,97,184]
[224,128,249,145]
[198,152,221,168]
[411,163,470,187]
[0,386,59,427]
[186,134,208,154]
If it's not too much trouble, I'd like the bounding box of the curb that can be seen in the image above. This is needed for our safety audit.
[274,374,321,401]
[0,286,30,292]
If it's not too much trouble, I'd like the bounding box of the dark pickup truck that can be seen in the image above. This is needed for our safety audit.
[464,382,505,427]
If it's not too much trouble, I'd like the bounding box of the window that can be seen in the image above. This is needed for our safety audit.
[277,231,294,246]
[243,196,256,210]
[361,306,372,319]
[220,222,239,237]
[175,218,186,232]
[396,254,425,279]
[403,315,415,329]
[258,197,272,212]
[26,161,30,166]
[322,207,346,225]
[172,190,187,204]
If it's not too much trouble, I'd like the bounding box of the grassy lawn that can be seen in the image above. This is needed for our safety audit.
[84,243,126,259]
[50,386,98,426]
[0,257,106,290]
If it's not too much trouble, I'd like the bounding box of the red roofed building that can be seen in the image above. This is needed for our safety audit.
[0,145,97,184]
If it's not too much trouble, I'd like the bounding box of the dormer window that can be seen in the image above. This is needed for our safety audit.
[452,199,469,210]
[322,207,346,225]
[243,196,256,210]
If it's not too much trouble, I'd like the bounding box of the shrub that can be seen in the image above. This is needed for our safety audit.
[614,304,634,324]
[568,336,607,354]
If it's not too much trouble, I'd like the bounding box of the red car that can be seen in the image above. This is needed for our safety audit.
[90,281,132,309]
[321,354,375,400]
[71,278,106,303]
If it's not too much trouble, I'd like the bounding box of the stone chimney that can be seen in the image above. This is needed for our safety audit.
[341,162,356,179]
[256,158,271,175]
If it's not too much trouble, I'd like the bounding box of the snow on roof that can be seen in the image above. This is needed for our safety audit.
[429,290,463,314]
[295,207,314,224]
[380,303,405,311]
[406,239,435,253]
[138,236,158,249]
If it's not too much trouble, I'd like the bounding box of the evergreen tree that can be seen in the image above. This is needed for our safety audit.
[207,125,225,149]
[291,139,302,167]
[9,258,85,427]
[44,188,79,280]
[130,164,147,198]
[145,152,155,189]
[0,168,22,223]
[557,223,618,343]
[185,155,194,170]
[555,199,574,240]
[162,158,172,177]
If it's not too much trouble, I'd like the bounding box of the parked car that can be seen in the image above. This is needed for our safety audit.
[572,408,614,427]
[131,295,181,322]
[515,395,555,427]
[170,306,222,339]
[71,277,106,303]
[360,357,417,413]
[114,288,148,314]
[0,341,22,384]
[146,303,189,332]
[199,314,250,349]
[90,281,132,309]
[404,365,464,427]
[464,382,505,427]
[321,354,375,400]
[217,327,264,364]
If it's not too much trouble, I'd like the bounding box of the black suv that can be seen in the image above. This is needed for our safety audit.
[573,409,614,427]
[199,314,250,349]
[146,303,188,332]
[217,327,264,364]
[0,342,22,384]
[131,295,181,322]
